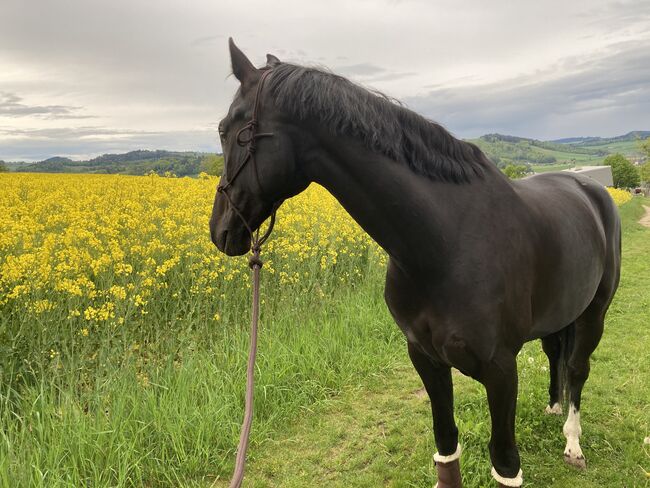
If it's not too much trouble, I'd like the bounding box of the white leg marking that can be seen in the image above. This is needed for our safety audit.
[545,402,563,415]
[491,467,523,487]
[433,443,461,463]
[563,403,586,468]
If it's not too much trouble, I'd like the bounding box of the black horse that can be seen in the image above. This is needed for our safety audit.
[210,39,621,487]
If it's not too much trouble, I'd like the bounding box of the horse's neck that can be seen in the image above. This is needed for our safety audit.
[302,133,477,270]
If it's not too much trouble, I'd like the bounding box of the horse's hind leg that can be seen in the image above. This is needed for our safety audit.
[407,343,462,488]
[541,331,564,415]
[562,304,606,469]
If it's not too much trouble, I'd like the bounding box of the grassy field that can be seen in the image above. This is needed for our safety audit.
[0,174,647,487]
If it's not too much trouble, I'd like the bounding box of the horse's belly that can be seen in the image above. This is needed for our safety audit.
[528,253,604,339]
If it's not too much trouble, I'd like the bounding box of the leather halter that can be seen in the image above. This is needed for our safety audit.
[217,68,277,261]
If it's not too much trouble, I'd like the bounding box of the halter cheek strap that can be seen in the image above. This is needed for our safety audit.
[217,68,277,259]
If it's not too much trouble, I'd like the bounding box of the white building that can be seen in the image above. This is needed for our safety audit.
[562,166,613,187]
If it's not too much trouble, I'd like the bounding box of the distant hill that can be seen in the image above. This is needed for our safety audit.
[14,150,223,177]
[41,156,74,164]
[469,131,647,171]
[551,131,650,145]
[4,131,647,176]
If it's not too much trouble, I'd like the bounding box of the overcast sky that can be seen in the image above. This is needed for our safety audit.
[1,0,649,161]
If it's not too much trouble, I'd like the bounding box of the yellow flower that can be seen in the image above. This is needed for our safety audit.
[606,187,632,206]
[30,299,54,314]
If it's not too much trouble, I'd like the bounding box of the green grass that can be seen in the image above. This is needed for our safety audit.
[587,140,642,155]
[0,263,401,487]
[2,199,648,487]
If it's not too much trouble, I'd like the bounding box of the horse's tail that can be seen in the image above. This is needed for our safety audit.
[557,321,576,406]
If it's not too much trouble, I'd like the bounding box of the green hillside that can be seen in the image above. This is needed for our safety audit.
[469,131,648,172]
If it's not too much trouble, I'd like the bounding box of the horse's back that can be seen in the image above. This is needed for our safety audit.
[514,172,620,246]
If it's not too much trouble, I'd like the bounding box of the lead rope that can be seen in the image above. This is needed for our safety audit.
[228,253,260,488]
[226,215,275,488]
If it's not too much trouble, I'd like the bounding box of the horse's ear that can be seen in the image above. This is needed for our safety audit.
[266,53,281,68]
[229,37,257,85]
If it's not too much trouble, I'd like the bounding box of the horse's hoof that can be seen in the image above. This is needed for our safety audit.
[435,458,463,488]
[544,403,563,415]
[564,453,586,470]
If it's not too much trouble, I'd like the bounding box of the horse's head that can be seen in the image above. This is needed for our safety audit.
[210,39,309,256]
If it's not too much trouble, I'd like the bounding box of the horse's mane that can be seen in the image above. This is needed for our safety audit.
[267,63,491,183]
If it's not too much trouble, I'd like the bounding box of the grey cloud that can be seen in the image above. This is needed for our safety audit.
[582,0,650,30]
[1,0,649,160]
[190,34,226,47]
[404,40,650,139]
[336,63,385,77]
[0,126,154,139]
[0,92,93,119]
[367,71,416,83]
[335,63,415,83]
[0,126,218,162]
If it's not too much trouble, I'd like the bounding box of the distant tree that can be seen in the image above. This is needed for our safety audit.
[604,153,640,188]
[502,164,529,179]
[0,161,8,172]
[640,163,650,184]
[639,137,650,159]
[200,154,224,176]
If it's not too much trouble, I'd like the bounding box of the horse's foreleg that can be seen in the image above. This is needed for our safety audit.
[407,342,462,488]
[482,354,522,487]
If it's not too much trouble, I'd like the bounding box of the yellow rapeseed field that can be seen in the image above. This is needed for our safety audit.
[0,174,630,327]
[0,173,381,331]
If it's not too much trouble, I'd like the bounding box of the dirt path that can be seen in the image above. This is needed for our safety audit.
[639,205,650,228]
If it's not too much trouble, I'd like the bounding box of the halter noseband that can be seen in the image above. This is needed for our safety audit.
[217,69,277,260]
